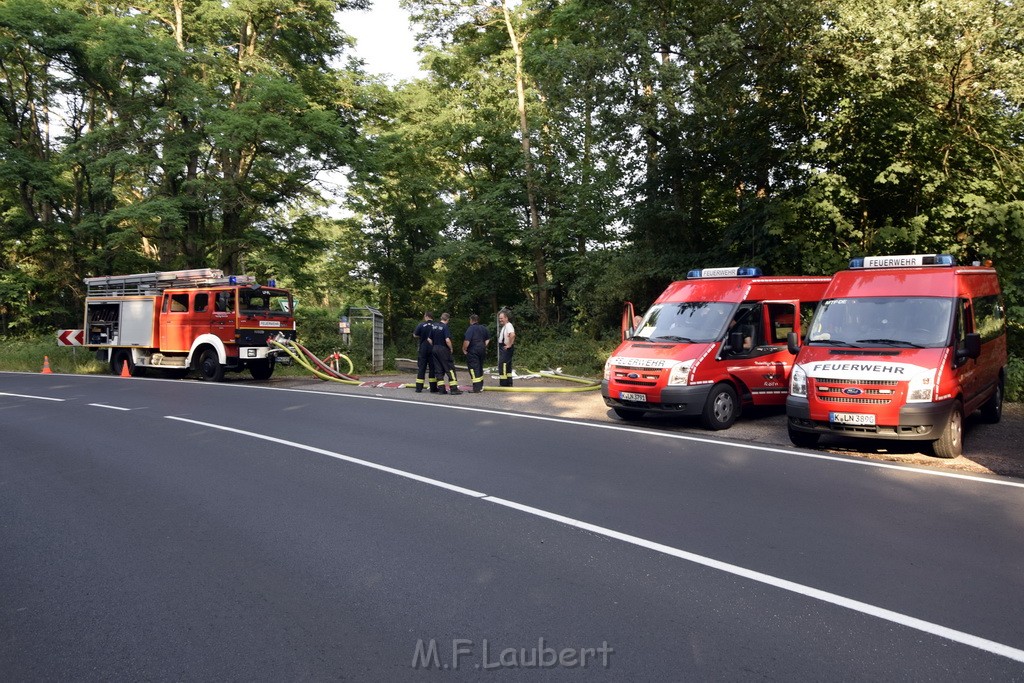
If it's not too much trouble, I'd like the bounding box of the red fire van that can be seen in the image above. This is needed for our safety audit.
[785,254,1006,458]
[602,267,831,429]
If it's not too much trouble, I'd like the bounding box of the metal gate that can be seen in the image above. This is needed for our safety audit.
[348,306,384,372]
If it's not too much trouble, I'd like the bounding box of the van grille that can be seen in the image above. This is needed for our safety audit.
[816,377,898,387]
[611,366,663,388]
[811,377,902,406]
[817,396,889,405]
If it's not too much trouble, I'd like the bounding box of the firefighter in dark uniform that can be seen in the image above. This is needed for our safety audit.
[413,311,438,393]
[430,312,462,395]
[462,313,490,392]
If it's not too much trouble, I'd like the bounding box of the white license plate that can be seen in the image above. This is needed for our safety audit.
[620,391,647,402]
[830,412,875,426]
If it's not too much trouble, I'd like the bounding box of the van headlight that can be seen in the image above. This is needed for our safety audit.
[790,365,808,397]
[907,371,935,403]
[603,358,612,381]
[667,360,693,386]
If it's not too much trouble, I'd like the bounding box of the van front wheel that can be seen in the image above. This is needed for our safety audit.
[613,407,645,421]
[932,401,963,459]
[701,383,739,430]
[788,426,819,449]
[980,378,1003,424]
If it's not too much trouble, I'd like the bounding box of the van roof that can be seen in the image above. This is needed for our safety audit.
[656,276,831,304]
[827,265,1000,298]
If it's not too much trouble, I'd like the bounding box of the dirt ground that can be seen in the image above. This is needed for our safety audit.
[272,368,1024,481]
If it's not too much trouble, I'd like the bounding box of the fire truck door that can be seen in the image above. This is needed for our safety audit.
[160,292,193,352]
[191,292,216,344]
[210,289,236,344]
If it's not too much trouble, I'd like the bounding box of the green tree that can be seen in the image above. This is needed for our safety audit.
[0,0,370,333]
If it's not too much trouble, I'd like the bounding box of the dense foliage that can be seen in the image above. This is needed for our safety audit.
[3,0,1023,363]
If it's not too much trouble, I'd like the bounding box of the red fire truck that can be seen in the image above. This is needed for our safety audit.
[785,254,1006,458]
[603,267,831,429]
[82,268,296,381]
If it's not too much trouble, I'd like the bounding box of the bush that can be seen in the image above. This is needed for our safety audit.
[390,314,612,378]
[0,335,106,374]
[507,321,615,377]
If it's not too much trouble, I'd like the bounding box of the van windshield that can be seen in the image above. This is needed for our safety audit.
[634,302,734,343]
[808,297,954,348]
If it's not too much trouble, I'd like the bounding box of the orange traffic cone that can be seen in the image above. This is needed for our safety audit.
[41,356,52,374]
[120,360,131,377]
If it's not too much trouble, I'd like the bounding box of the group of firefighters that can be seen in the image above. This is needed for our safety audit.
[413,310,516,394]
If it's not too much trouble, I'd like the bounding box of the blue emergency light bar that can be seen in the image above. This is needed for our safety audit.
[849,254,955,269]
[686,266,762,279]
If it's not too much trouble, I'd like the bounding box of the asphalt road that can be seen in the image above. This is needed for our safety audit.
[2,372,1023,680]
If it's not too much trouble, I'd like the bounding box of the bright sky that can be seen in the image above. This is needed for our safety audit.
[338,0,424,82]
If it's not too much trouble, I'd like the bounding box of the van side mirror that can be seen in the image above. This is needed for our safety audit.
[727,331,745,352]
[956,333,982,365]
[787,330,800,355]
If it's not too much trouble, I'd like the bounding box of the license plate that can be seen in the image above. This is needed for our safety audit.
[830,412,875,426]
[620,391,647,402]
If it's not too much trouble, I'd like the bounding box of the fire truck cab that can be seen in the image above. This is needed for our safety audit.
[84,268,296,381]
[602,268,831,429]
[785,254,1006,458]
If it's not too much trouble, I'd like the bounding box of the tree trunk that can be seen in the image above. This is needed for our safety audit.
[502,0,548,323]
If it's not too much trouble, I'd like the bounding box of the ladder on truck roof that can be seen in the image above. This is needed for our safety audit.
[84,268,256,295]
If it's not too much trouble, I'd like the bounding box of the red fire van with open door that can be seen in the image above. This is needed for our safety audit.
[602,267,831,429]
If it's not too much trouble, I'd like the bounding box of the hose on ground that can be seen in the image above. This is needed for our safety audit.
[480,369,601,393]
[270,339,361,385]
[403,367,601,393]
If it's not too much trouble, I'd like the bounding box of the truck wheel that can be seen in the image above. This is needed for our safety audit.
[613,407,645,421]
[249,360,274,381]
[980,378,1003,424]
[932,400,963,459]
[196,348,225,382]
[110,350,144,377]
[788,426,820,449]
[701,383,739,430]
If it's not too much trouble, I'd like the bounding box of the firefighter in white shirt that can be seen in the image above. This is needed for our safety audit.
[497,309,516,387]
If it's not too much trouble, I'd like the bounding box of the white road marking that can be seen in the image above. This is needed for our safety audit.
[485,497,1024,665]
[0,392,65,402]
[88,403,131,411]
[164,414,1024,665]
[8,372,1019,489]
[245,385,1024,490]
[165,416,487,498]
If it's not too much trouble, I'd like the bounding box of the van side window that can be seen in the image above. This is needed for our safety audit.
[730,305,761,351]
[974,294,1005,342]
[194,293,209,312]
[954,298,972,350]
[767,303,796,344]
